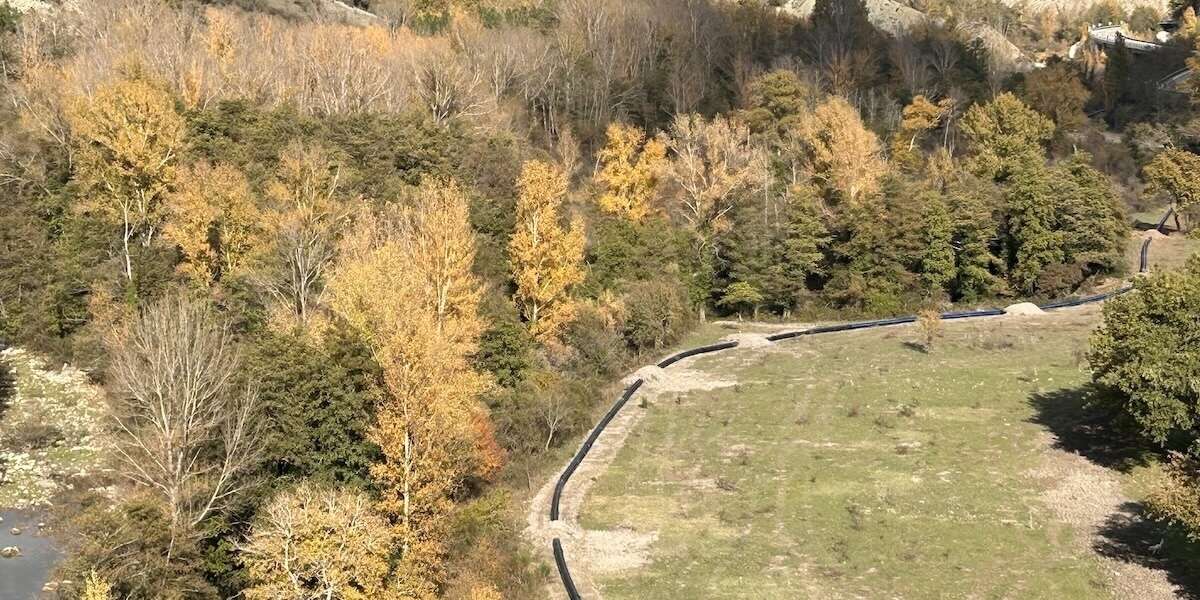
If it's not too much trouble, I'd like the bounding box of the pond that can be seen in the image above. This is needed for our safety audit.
[0,510,59,600]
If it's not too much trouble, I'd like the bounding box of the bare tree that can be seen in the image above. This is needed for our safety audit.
[536,387,570,452]
[106,293,262,558]
[927,31,961,93]
[891,37,932,95]
[664,113,768,240]
[258,142,349,329]
[409,42,489,125]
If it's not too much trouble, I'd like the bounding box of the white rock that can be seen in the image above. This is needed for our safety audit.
[1004,302,1045,316]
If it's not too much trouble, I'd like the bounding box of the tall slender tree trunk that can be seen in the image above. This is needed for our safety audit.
[402,429,412,555]
[122,205,134,283]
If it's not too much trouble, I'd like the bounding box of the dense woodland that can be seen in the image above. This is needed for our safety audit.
[0,0,1199,598]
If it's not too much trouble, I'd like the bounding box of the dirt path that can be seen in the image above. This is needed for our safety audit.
[1031,431,1182,599]
[524,349,745,599]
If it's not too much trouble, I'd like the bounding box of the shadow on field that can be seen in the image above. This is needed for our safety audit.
[1027,386,1154,472]
[1029,386,1200,598]
[1095,501,1200,599]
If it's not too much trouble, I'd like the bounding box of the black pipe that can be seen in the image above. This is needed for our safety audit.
[550,378,644,521]
[550,209,1172,598]
[656,341,740,369]
[553,538,581,600]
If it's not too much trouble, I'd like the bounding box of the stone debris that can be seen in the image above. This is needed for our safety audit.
[1004,302,1045,316]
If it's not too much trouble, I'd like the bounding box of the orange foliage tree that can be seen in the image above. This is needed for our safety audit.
[328,178,501,597]
[509,160,586,343]
[164,162,263,286]
[594,123,668,222]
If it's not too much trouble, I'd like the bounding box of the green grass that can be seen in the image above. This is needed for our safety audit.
[580,310,1127,599]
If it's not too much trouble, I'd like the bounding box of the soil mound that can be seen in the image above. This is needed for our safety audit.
[1005,302,1045,316]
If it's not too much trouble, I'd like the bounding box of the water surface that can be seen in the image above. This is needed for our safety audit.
[0,510,58,600]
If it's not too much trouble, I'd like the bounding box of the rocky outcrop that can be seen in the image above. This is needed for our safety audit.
[781,0,1030,71]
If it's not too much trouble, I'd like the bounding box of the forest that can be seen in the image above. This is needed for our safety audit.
[0,0,1199,598]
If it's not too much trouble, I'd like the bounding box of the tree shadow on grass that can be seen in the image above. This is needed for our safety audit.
[1030,386,1200,597]
[1095,501,1200,599]
[1027,385,1156,472]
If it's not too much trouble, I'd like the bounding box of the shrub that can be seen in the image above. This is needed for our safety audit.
[622,279,692,353]
[915,309,944,352]
[1146,452,1200,541]
[486,370,599,455]
[474,317,535,388]
[0,360,13,420]
[561,303,628,378]
[1088,258,1200,449]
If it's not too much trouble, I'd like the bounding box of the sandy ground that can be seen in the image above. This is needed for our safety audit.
[1029,430,1181,599]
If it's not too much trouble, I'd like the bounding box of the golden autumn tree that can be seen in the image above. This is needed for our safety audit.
[509,160,586,343]
[328,178,499,597]
[241,483,395,600]
[81,571,113,600]
[790,96,887,205]
[68,73,186,283]
[891,95,952,170]
[164,162,263,286]
[594,123,667,221]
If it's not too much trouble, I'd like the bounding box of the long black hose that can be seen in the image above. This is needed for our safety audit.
[549,209,1173,598]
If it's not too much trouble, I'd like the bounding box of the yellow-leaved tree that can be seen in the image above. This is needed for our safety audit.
[328,178,499,598]
[164,162,263,286]
[595,123,667,221]
[68,73,186,283]
[790,96,886,205]
[241,483,394,600]
[509,160,586,343]
[891,95,952,170]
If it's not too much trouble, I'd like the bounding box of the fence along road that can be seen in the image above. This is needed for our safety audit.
[548,209,1173,600]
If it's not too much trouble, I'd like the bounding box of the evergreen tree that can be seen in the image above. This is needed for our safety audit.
[772,186,830,310]
[1004,166,1064,294]
[719,202,774,308]
[918,191,956,298]
[1056,153,1128,277]
[960,93,1054,183]
[827,180,924,313]
[246,322,382,491]
[945,177,1004,301]
[1104,35,1133,112]
[739,69,815,136]
[1089,256,1200,449]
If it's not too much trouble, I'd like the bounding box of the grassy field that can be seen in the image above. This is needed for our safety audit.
[1125,230,1199,275]
[578,308,1186,599]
